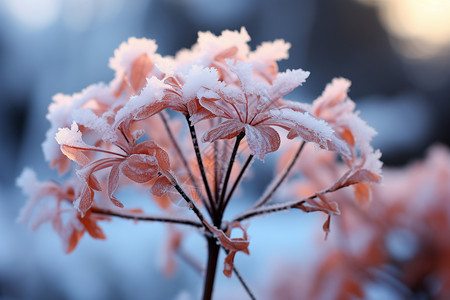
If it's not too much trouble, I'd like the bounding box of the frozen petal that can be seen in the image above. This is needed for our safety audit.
[107,164,124,208]
[121,154,159,183]
[245,125,280,160]
[202,120,244,143]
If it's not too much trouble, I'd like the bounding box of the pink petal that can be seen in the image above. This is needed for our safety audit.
[129,54,154,92]
[245,124,280,160]
[121,154,159,183]
[74,185,94,216]
[134,141,171,174]
[107,164,124,208]
[199,96,236,120]
[202,120,244,143]
[151,176,173,197]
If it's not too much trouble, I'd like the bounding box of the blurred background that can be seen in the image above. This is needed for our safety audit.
[0,0,449,299]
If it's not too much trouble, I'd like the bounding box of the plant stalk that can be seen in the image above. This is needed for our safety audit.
[202,237,221,300]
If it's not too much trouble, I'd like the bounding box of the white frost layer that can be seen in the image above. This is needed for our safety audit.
[42,83,114,164]
[109,37,158,75]
[272,109,335,140]
[249,39,291,63]
[271,68,310,98]
[72,109,116,143]
[114,77,168,125]
[55,122,87,148]
[182,66,221,102]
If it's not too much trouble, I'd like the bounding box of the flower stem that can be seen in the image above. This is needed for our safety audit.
[186,115,216,216]
[202,237,220,300]
[217,131,245,218]
[160,112,212,216]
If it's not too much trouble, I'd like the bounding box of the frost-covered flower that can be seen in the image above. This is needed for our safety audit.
[17,27,382,300]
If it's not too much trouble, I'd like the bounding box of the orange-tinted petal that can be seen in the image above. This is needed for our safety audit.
[129,54,154,92]
[121,154,159,183]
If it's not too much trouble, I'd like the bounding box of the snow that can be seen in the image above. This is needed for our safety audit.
[271,68,310,98]
[249,39,291,63]
[227,60,255,95]
[272,109,335,145]
[313,77,352,109]
[175,27,251,72]
[196,27,250,60]
[43,83,114,164]
[15,168,41,224]
[346,113,378,154]
[72,108,116,143]
[363,149,383,177]
[55,121,87,148]
[114,77,168,125]
[181,65,221,102]
[109,37,158,76]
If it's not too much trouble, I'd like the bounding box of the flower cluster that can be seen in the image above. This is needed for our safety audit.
[265,145,450,300]
[17,28,381,299]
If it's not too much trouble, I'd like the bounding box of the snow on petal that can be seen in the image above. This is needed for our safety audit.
[271,68,310,99]
[362,149,383,178]
[114,77,169,126]
[249,39,291,63]
[109,37,158,75]
[55,122,89,148]
[16,168,47,224]
[245,124,281,160]
[312,77,352,118]
[182,66,221,103]
[43,83,112,171]
[55,122,96,165]
[346,114,378,156]
[72,108,116,143]
[272,109,334,147]
[228,60,255,95]
[197,27,250,61]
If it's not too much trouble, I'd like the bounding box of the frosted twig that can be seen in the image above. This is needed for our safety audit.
[177,247,204,275]
[217,131,245,215]
[91,207,202,227]
[222,247,257,300]
[172,178,212,233]
[234,182,355,222]
[186,114,216,216]
[252,141,306,209]
[160,112,212,216]
[233,199,309,222]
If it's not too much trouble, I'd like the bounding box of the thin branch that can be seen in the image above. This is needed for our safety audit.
[234,181,356,223]
[167,173,218,236]
[217,131,245,215]
[177,247,204,275]
[233,199,309,222]
[222,154,254,213]
[214,140,220,202]
[90,207,202,227]
[185,115,216,216]
[252,141,306,209]
[160,112,212,216]
[222,248,257,300]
